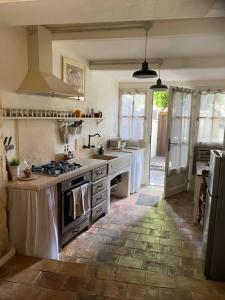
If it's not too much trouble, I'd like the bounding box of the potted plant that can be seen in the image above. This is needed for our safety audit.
[9,158,20,178]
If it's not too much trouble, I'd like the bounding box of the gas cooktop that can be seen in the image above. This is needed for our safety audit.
[31,161,82,176]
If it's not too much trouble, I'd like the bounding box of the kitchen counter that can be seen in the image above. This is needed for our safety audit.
[7,157,107,191]
[7,151,133,191]
[7,151,133,259]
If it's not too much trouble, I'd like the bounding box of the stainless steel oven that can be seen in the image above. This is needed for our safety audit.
[58,172,91,248]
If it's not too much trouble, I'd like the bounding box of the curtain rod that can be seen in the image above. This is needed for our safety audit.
[171,87,192,94]
[197,88,225,95]
[119,88,147,95]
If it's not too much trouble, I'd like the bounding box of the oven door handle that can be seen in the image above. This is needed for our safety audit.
[66,180,90,195]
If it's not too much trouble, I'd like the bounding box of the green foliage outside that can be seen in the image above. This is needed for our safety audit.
[153,91,168,110]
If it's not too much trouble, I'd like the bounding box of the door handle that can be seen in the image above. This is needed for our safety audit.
[168,139,178,151]
[168,138,171,152]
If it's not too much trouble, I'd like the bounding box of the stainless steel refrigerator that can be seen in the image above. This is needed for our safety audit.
[203,150,225,280]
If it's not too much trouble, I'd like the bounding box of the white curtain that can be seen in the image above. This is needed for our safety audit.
[119,92,146,140]
[197,92,225,145]
[8,186,59,259]
[169,90,192,174]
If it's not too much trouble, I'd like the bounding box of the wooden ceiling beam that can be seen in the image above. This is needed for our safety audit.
[89,57,225,70]
[46,18,225,40]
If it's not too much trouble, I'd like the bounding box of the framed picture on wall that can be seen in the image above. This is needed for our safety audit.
[62,57,85,97]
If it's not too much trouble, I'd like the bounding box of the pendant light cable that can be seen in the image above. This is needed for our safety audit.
[144,26,150,62]
[132,24,157,79]
[144,28,148,61]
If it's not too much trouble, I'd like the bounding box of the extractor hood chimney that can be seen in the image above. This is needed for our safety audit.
[17,25,84,99]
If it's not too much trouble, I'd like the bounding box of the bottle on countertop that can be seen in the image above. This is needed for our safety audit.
[64,144,69,160]
[98,144,104,155]
[96,141,100,155]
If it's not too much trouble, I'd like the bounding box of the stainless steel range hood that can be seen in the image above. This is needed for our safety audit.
[17,26,84,99]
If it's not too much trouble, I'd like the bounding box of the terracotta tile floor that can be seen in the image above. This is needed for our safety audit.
[1,189,225,299]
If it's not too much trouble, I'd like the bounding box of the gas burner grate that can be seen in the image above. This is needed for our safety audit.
[31,161,82,176]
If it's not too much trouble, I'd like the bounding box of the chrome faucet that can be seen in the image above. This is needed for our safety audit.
[83,134,100,149]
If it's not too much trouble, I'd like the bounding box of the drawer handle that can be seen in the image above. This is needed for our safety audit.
[96,207,103,214]
[97,195,103,201]
[97,171,103,176]
[97,184,103,189]
[72,226,80,233]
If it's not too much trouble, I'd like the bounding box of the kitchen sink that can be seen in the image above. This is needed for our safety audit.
[91,154,118,160]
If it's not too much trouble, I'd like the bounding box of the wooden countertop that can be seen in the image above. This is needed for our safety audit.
[7,151,133,192]
[7,158,107,192]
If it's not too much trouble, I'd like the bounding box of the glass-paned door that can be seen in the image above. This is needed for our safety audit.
[164,87,192,197]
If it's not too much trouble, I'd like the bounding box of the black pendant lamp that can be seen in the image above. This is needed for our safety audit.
[150,65,168,91]
[132,27,157,79]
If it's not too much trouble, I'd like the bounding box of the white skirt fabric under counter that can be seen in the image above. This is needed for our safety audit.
[7,186,59,259]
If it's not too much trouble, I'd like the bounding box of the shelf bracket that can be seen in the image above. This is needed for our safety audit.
[96,118,103,126]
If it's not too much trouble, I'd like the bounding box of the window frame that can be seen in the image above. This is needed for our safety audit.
[118,91,146,141]
[197,93,225,145]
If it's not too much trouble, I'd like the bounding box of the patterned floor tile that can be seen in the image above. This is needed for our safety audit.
[127,283,159,300]
[116,267,146,284]
[117,256,143,269]
[125,240,147,250]
[159,287,193,300]
[145,271,176,288]
[3,190,223,300]
[133,249,157,261]
[142,261,168,274]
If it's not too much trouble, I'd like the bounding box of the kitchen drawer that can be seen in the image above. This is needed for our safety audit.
[92,200,107,222]
[92,188,107,208]
[108,155,132,174]
[61,213,90,247]
[92,165,107,182]
[92,177,107,195]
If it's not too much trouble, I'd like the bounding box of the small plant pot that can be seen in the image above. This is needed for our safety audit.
[10,165,20,180]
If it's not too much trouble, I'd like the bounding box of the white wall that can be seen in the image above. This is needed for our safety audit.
[0,26,119,165]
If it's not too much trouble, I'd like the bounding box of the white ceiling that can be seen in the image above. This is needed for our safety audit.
[0,0,224,26]
[1,0,225,84]
[53,32,225,83]
[54,34,225,61]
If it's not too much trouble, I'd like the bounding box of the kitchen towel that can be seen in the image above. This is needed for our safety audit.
[81,183,91,214]
[69,187,83,219]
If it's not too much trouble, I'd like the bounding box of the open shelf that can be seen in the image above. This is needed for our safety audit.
[110,182,121,190]
[110,174,122,190]
[3,116,103,125]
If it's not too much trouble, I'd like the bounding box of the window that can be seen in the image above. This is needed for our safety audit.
[197,93,225,144]
[119,93,146,140]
